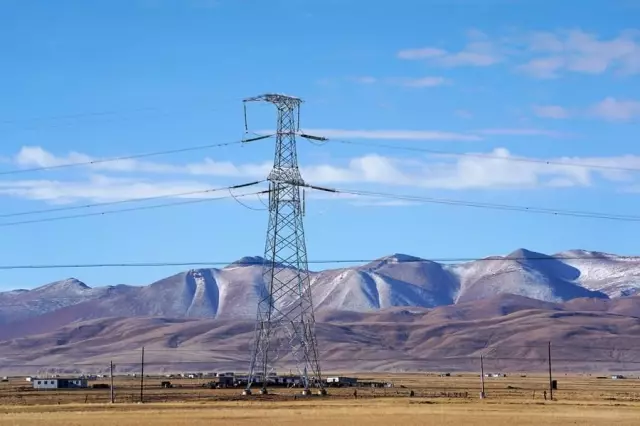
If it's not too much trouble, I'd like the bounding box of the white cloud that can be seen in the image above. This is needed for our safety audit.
[394,77,449,88]
[14,145,271,177]
[533,105,570,119]
[353,75,449,88]
[516,57,566,79]
[3,146,640,205]
[395,29,640,78]
[398,30,503,67]
[397,47,447,60]
[518,29,640,78]
[475,128,569,138]
[532,97,640,122]
[300,128,482,141]
[300,149,603,190]
[589,97,640,122]
[0,175,258,204]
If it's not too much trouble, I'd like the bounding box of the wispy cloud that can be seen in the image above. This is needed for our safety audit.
[589,97,640,122]
[533,105,571,119]
[299,149,600,190]
[0,175,237,204]
[352,75,449,88]
[13,146,272,177]
[398,30,503,67]
[517,29,640,78]
[533,98,640,122]
[475,128,570,138]
[393,77,449,88]
[395,29,640,78]
[2,146,640,205]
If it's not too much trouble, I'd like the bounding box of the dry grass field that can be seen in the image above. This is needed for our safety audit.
[1,373,639,425]
[1,399,639,426]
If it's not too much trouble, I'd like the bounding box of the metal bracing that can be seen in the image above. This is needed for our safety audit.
[243,94,324,395]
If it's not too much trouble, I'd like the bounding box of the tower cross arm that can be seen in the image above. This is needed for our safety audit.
[298,133,328,142]
[243,93,303,104]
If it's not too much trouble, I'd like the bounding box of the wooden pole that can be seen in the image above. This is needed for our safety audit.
[548,341,553,401]
[480,355,485,398]
[140,347,145,403]
[110,361,115,403]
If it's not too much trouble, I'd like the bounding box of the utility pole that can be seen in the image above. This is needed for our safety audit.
[140,347,145,403]
[242,94,327,397]
[110,361,114,403]
[548,341,553,401]
[480,355,485,399]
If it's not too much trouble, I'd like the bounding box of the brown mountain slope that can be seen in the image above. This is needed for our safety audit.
[2,295,640,375]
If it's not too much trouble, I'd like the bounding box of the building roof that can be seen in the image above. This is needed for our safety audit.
[32,377,87,380]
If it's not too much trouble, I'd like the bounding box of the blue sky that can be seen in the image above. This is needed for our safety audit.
[1,0,640,289]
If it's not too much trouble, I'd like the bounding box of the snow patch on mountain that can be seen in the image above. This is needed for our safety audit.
[555,249,640,297]
[1,248,637,329]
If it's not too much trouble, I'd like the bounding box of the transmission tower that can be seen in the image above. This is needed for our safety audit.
[242,93,326,396]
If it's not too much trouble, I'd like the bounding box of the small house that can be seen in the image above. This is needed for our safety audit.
[32,378,88,390]
[326,376,358,387]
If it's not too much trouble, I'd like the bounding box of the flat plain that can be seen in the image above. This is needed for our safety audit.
[2,399,639,426]
[2,372,640,424]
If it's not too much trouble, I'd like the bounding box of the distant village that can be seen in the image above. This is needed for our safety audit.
[17,372,394,390]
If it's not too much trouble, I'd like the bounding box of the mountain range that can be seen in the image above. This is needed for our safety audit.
[3,294,640,375]
[1,248,640,374]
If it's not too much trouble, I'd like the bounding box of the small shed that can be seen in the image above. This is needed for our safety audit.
[217,376,235,387]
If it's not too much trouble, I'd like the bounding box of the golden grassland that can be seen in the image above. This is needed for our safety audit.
[2,399,640,426]
[2,373,640,425]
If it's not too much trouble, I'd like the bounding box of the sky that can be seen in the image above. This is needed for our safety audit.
[1,0,640,289]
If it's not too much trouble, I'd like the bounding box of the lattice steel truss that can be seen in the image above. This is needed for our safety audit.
[243,94,324,396]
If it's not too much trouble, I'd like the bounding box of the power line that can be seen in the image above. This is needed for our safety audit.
[0,181,266,219]
[320,186,640,222]
[0,185,267,228]
[0,106,163,126]
[0,98,245,127]
[0,136,271,177]
[0,253,636,270]
[332,139,640,174]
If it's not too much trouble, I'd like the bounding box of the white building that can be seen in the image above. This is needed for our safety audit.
[326,376,357,386]
[32,378,88,390]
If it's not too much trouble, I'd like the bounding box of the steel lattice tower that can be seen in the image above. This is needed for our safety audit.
[243,94,325,396]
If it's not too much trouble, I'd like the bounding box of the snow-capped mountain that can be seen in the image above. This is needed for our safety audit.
[1,248,638,339]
